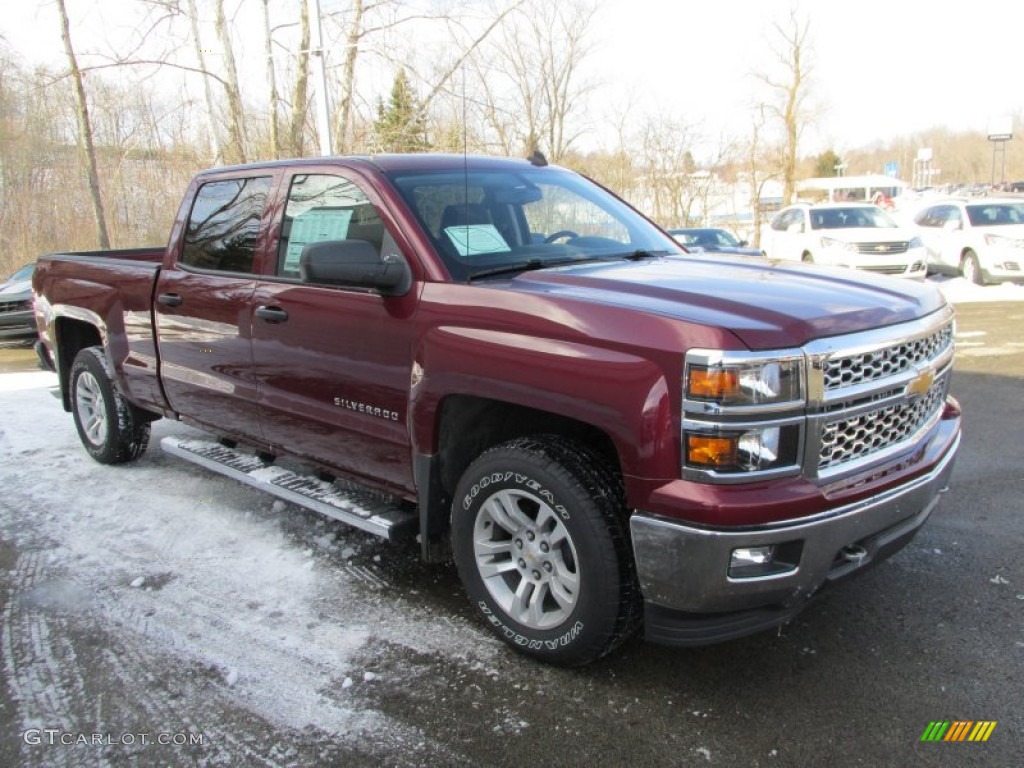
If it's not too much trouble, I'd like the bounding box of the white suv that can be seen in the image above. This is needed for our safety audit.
[763,203,927,278]
[911,198,1024,284]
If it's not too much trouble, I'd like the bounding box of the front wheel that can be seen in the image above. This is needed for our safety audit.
[960,250,983,285]
[70,347,152,464]
[451,436,640,666]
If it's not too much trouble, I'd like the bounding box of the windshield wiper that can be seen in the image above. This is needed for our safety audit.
[619,249,671,260]
[467,257,607,281]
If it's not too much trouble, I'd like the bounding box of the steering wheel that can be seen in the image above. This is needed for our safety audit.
[544,230,580,244]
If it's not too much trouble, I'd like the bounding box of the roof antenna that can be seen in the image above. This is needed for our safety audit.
[527,149,547,167]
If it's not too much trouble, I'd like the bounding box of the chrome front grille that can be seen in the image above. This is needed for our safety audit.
[853,241,909,254]
[806,308,956,478]
[823,324,954,390]
[818,373,948,470]
[0,299,31,314]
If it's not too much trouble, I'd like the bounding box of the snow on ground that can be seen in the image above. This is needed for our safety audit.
[928,274,1024,303]
[0,372,506,765]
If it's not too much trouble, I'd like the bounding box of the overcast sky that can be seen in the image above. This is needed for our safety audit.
[3,0,1021,155]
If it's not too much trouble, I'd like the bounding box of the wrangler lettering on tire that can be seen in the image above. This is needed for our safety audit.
[451,435,641,666]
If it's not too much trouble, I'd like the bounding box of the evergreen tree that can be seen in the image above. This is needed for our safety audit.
[814,148,843,177]
[373,69,428,152]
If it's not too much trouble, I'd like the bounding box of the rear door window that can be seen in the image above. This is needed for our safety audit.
[181,177,273,273]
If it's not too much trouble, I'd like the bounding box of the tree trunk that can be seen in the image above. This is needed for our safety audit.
[186,0,221,163]
[215,0,247,164]
[262,0,281,159]
[333,0,364,154]
[289,0,311,156]
[56,0,110,249]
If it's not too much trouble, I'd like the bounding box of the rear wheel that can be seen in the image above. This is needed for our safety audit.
[70,347,152,464]
[960,250,983,285]
[451,435,640,666]
[801,251,814,263]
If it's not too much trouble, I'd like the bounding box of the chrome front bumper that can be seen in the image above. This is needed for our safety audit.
[631,417,960,616]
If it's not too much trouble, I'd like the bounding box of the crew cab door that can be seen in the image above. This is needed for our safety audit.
[154,171,278,440]
[250,169,418,492]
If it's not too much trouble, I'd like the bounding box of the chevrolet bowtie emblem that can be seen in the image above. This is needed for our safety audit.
[907,367,935,398]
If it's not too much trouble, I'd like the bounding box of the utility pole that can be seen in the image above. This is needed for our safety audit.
[307,0,332,156]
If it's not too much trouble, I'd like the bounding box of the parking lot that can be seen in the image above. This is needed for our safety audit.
[0,298,1021,767]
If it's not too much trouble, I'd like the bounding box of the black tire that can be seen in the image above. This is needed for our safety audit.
[69,347,152,464]
[960,250,983,285]
[801,251,814,263]
[451,435,641,666]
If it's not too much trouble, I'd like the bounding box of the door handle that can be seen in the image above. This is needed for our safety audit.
[158,293,183,307]
[255,305,289,323]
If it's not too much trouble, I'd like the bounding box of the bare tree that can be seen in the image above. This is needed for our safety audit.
[56,0,111,249]
[262,0,281,158]
[638,115,702,226]
[331,0,364,153]
[288,0,311,156]
[741,104,780,249]
[214,0,246,163]
[185,0,222,162]
[756,7,812,205]
[477,0,596,162]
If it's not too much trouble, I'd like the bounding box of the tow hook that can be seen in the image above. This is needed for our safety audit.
[839,544,868,565]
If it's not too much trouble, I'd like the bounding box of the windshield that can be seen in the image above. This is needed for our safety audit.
[387,167,680,280]
[5,264,34,283]
[966,203,1024,227]
[809,207,898,230]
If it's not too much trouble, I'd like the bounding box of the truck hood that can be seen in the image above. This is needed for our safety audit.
[507,255,946,349]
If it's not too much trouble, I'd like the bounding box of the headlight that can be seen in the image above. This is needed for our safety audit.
[683,349,806,481]
[984,233,1024,248]
[686,359,802,407]
[820,236,858,252]
[685,425,801,473]
[908,236,924,249]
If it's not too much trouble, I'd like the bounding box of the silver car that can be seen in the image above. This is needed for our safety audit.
[0,263,37,341]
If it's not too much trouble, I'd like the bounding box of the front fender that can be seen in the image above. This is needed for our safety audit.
[409,325,677,482]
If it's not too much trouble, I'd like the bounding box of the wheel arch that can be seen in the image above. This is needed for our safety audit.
[415,394,625,563]
[53,316,104,412]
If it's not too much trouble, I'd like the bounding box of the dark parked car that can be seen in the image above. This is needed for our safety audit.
[668,227,763,256]
[0,263,37,341]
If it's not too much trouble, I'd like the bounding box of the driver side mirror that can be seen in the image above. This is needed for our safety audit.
[942,219,962,232]
[300,240,412,296]
[786,222,805,234]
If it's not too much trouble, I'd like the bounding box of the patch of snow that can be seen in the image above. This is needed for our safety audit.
[929,275,1024,304]
[0,373,499,753]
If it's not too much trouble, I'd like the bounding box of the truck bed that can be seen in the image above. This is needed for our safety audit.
[34,247,167,413]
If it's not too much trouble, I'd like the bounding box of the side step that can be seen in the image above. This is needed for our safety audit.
[160,436,418,541]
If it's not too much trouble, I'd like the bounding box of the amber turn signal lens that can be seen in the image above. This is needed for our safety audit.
[687,435,738,467]
[688,367,739,400]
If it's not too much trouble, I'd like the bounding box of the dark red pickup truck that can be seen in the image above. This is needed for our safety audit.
[32,154,961,666]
